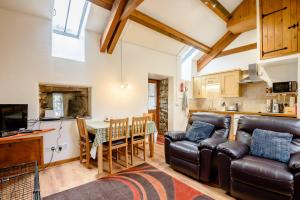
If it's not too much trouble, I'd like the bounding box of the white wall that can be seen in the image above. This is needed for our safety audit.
[0,9,179,163]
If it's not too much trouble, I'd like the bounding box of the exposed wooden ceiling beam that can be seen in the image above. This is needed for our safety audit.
[88,0,114,10]
[129,10,211,53]
[89,0,144,53]
[227,0,256,34]
[107,19,128,54]
[99,0,127,53]
[197,0,257,71]
[216,43,257,58]
[197,31,240,71]
[90,0,211,53]
[106,0,144,53]
[121,0,143,20]
[200,0,231,22]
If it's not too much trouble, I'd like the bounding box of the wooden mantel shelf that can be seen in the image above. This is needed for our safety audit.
[0,129,56,142]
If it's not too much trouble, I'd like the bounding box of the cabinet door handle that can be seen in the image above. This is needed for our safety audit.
[288,22,299,29]
[262,47,288,55]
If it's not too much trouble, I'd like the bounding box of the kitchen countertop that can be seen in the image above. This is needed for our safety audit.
[189,109,297,118]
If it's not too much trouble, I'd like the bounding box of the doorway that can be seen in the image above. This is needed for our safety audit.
[148,79,168,135]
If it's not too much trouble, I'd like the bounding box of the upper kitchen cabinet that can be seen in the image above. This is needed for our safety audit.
[193,76,206,99]
[205,74,221,98]
[260,0,299,60]
[220,71,242,98]
[193,70,242,99]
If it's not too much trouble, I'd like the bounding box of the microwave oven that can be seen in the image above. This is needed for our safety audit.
[272,81,297,93]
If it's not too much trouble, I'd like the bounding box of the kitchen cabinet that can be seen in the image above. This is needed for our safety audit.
[193,77,206,98]
[260,0,299,59]
[193,70,241,99]
[205,74,221,98]
[220,71,242,97]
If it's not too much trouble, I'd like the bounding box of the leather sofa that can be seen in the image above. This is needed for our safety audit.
[217,115,300,200]
[165,113,231,182]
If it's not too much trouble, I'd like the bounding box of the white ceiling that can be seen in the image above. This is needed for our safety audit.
[138,0,227,47]
[0,0,243,56]
[0,0,53,19]
[122,21,185,56]
[218,0,242,13]
[86,4,110,34]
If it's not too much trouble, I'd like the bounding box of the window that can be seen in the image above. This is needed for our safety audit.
[53,93,64,118]
[148,83,157,110]
[181,47,200,81]
[51,0,90,62]
[52,0,89,38]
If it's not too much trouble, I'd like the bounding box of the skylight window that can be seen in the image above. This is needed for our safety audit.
[52,0,88,38]
[181,48,200,81]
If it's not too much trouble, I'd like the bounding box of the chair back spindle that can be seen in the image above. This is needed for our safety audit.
[109,118,129,142]
[132,117,148,138]
[143,113,154,121]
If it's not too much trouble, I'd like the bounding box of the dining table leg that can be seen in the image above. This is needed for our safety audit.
[149,133,154,158]
[97,144,103,177]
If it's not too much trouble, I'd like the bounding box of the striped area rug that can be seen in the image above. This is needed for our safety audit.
[44,163,214,200]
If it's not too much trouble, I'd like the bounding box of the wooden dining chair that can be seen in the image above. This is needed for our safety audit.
[76,117,93,169]
[104,118,129,174]
[143,113,154,121]
[129,116,148,165]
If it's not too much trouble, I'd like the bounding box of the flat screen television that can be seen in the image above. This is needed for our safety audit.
[0,104,28,132]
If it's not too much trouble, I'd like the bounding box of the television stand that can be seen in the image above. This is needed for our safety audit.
[18,130,34,134]
[0,132,18,138]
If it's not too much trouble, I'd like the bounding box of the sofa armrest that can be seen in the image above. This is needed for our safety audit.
[289,153,300,172]
[199,137,227,150]
[217,141,249,159]
[165,131,186,141]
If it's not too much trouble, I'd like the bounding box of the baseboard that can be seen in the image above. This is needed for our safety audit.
[44,157,80,169]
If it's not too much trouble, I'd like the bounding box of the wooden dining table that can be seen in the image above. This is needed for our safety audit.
[86,120,157,176]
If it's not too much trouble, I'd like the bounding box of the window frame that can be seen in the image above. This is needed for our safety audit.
[52,0,89,39]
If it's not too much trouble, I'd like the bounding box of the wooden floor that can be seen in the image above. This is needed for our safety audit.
[40,143,235,200]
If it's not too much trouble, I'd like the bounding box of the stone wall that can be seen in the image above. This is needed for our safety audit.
[159,79,168,134]
[39,84,91,118]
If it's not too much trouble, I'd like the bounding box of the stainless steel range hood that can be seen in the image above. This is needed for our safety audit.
[240,63,264,84]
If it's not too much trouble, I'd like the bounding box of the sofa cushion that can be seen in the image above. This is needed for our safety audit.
[250,129,293,163]
[170,140,200,163]
[184,121,214,143]
[231,155,294,196]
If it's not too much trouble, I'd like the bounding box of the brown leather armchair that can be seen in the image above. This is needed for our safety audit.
[217,116,300,200]
[165,113,231,182]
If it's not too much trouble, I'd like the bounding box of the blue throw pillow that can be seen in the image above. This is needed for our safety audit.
[250,128,293,163]
[185,121,215,143]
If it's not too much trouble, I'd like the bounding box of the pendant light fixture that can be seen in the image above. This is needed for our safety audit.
[120,40,130,89]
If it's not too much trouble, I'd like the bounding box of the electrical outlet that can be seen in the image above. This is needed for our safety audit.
[51,147,55,151]
[58,146,62,151]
